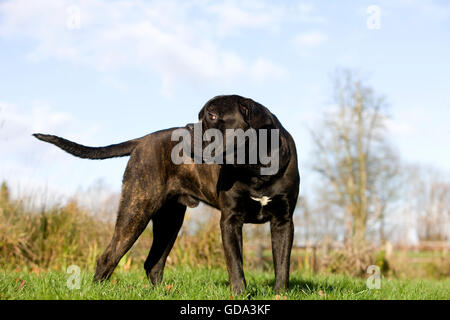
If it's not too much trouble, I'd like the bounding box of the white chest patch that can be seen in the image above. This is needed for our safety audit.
[250,196,272,206]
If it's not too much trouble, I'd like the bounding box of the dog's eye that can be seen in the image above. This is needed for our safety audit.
[208,112,218,121]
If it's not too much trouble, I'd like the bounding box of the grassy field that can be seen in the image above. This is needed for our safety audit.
[1,183,448,300]
[1,266,448,300]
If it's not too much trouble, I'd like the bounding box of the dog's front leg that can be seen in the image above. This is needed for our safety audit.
[220,213,246,294]
[270,217,294,293]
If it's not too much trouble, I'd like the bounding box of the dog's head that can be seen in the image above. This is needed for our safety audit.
[194,95,289,175]
[197,95,274,132]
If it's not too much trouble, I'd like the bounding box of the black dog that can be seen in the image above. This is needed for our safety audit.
[33,95,299,293]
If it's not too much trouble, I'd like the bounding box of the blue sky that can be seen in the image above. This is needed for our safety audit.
[0,0,449,198]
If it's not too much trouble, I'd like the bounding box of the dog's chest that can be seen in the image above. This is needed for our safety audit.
[239,193,276,223]
[250,195,271,206]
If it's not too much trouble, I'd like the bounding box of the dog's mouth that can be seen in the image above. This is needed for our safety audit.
[183,121,261,166]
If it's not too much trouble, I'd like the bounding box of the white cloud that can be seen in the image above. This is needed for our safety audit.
[296,3,326,23]
[385,118,414,136]
[207,1,276,35]
[0,100,99,170]
[379,0,450,22]
[0,101,71,142]
[250,58,286,81]
[205,1,325,35]
[0,0,321,94]
[0,100,105,199]
[421,1,450,21]
[292,31,327,48]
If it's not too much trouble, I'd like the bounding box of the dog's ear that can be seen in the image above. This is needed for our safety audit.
[198,107,205,121]
[239,99,274,129]
[238,99,250,120]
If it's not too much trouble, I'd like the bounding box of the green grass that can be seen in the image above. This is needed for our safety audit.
[1,267,448,300]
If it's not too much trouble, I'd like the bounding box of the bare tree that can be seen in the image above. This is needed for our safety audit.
[1,181,10,203]
[295,195,344,244]
[406,166,450,242]
[310,69,401,243]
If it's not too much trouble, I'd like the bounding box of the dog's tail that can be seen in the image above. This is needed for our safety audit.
[32,133,141,159]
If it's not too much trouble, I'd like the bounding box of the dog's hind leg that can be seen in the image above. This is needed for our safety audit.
[144,200,186,285]
[93,196,156,282]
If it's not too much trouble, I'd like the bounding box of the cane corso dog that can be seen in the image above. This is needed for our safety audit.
[33,95,299,293]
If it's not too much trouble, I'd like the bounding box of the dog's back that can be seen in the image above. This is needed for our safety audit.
[33,128,221,207]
